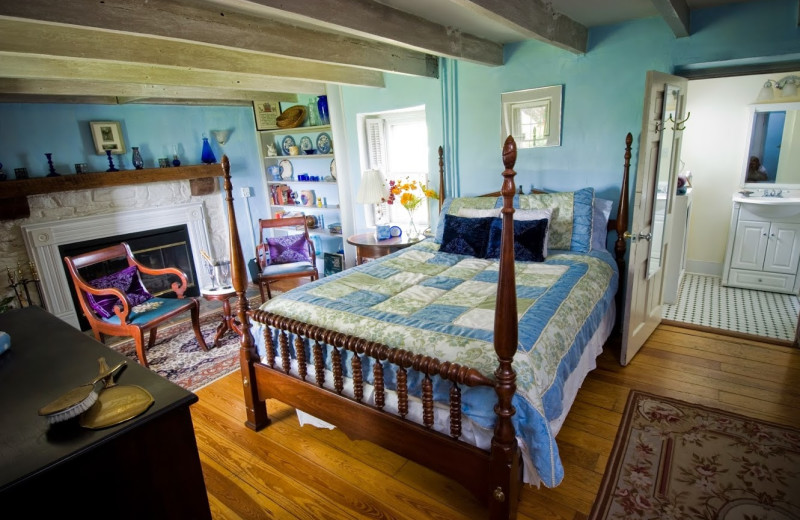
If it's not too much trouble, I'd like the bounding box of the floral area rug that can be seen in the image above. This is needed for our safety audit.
[108,296,262,392]
[590,390,800,520]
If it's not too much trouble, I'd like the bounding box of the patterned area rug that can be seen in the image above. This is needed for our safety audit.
[590,390,800,520]
[109,296,262,391]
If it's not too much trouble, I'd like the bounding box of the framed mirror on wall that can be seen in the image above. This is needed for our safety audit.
[500,85,563,148]
[742,102,800,187]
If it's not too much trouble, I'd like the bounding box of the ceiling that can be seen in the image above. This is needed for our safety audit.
[0,0,762,105]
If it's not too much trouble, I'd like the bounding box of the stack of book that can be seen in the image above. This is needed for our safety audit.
[327,222,342,235]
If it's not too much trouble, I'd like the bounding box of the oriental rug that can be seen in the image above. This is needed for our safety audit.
[589,390,800,520]
[109,295,263,392]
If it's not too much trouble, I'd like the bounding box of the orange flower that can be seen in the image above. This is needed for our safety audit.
[386,177,438,213]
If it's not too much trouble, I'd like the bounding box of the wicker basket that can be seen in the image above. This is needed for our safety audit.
[276,105,307,129]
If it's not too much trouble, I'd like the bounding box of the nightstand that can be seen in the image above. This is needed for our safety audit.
[347,232,419,265]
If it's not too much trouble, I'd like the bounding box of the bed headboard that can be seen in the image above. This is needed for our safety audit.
[434,134,632,276]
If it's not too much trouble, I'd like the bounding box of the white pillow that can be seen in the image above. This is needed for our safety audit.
[457,207,553,257]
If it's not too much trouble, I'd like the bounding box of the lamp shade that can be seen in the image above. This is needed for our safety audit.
[756,80,774,102]
[356,169,386,204]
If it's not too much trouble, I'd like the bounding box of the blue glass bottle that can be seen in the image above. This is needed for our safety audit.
[131,147,144,169]
[317,95,329,125]
[201,137,216,164]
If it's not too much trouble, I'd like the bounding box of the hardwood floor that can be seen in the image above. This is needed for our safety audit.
[191,297,800,519]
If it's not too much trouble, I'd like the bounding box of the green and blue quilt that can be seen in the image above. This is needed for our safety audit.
[253,239,618,487]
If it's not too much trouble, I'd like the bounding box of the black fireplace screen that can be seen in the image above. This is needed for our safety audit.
[59,225,199,331]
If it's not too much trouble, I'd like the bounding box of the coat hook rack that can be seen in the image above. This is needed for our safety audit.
[668,112,691,131]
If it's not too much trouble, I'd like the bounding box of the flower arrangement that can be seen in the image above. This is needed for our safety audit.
[385,177,438,238]
[385,177,438,212]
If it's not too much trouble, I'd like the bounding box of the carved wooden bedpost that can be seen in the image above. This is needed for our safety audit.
[221,156,269,430]
[614,133,632,274]
[489,136,521,520]
[438,145,445,213]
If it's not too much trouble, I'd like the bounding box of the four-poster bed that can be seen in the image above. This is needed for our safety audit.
[220,132,632,519]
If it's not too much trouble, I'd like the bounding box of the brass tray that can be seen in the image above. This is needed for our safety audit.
[79,385,154,429]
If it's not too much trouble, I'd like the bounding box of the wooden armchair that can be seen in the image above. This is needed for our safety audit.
[255,216,319,303]
[64,242,208,367]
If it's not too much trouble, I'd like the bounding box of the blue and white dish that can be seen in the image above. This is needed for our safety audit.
[299,136,313,153]
[316,132,332,154]
[281,135,296,156]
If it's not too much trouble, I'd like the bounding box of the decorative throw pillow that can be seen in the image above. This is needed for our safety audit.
[435,196,503,243]
[439,214,495,257]
[85,265,153,319]
[518,187,594,252]
[267,234,312,265]
[592,197,613,251]
[460,207,553,258]
[485,217,549,262]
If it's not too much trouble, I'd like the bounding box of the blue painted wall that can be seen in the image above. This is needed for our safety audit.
[337,0,800,231]
[0,103,265,254]
[0,0,798,252]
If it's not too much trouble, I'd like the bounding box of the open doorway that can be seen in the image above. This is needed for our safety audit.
[661,71,800,344]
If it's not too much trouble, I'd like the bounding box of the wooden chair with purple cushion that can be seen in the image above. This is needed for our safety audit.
[63,242,208,367]
[255,216,319,303]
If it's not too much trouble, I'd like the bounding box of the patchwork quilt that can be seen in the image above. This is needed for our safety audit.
[253,238,618,487]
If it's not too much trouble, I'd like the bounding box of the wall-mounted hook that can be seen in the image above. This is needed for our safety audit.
[667,111,691,131]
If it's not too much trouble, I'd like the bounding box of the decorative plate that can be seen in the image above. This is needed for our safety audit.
[316,132,332,154]
[279,159,293,179]
[281,135,296,156]
[299,136,313,152]
[330,158,336,180]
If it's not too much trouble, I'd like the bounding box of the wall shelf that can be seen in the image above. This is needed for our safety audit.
[0,163,223,199]
[0,163,223,221]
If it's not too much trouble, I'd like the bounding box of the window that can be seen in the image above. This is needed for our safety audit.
[363,108,429,227]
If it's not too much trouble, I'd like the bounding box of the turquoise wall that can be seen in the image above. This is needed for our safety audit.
[338,0,800,228]
[0,103,265,253]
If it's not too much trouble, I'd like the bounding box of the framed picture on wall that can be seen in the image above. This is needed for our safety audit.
[89,121,126,155]
[253,99,280,130]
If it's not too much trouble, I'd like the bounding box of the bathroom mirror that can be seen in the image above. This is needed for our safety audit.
[742,102,800,187]
[648,84,682,279]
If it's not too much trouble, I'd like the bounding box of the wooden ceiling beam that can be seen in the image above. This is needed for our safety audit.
[448,0,587,54]
[222,0,503,66]
[650,0,690,38]
[0,18,385,88]
[0,53,329,95]
[0,0,436,78]
[0,78,299,105]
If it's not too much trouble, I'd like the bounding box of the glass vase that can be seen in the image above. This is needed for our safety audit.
[317,95,329,125]
[131,147,144,169]
[307,99,319,126]
[201,137,216,164]
[405,207,420,240]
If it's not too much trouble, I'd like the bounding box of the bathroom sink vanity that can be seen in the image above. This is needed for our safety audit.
[722,193,800,294]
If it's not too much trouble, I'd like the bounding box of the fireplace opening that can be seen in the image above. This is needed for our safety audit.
[59,225,199,331]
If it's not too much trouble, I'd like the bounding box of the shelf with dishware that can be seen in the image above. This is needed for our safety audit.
[257,116,344,275]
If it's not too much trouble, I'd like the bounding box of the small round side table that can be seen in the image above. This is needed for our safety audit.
[200,286,241,347]
[346,232,420,265]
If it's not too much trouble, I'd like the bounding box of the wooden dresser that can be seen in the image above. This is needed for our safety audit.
[0,306,211,519]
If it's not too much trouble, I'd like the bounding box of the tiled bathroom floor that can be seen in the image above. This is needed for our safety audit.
[662,273,800,342]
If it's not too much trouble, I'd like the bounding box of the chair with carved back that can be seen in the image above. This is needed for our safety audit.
[255,216,319,303]
[64,242,208,367]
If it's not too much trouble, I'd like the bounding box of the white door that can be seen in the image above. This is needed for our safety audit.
[765,222,800,273]
[620,71,688,365]
[731,220,770,270]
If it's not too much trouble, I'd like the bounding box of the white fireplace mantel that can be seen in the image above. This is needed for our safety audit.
[21,203,211,328]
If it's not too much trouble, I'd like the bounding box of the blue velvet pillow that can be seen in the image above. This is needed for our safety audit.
[485,217,549,262]
[84,265,153,318]
[439,214,495,257]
